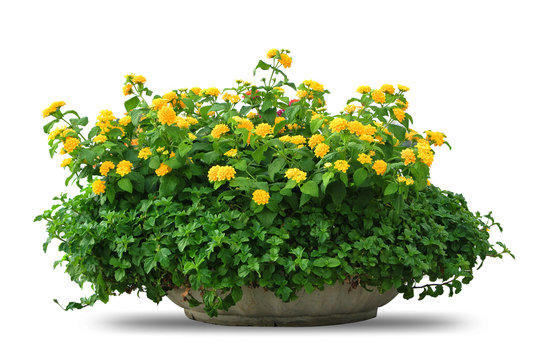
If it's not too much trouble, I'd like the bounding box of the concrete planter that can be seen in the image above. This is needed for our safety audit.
[167,283,398,326]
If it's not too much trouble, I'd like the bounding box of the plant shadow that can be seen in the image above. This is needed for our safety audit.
[97,310,467,333]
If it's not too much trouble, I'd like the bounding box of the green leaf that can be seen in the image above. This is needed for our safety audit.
[353,168,368,186]
[148,156,160,169]
[43,119,59,133]
[268,157,286,181]
[388,124,406,141]
[313,258,326,267]
[160,176,179,197]
[256,209,278,228]
[327,258,341,268]
[118,178,133,193]
[130,109,146,126]
[106,186,115,203]
[384,182,398,196]
[300,180,319,197]
[253,60,271,75]
[327,181,346,206]
[231,287,243,303]
[252,145,267,163]
[310,118,324,133]
[124,96,140,112]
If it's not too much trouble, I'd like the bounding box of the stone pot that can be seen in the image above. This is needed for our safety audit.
[167,283,398,326]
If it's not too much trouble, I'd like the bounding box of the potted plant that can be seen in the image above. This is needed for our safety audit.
[35,49,514,326]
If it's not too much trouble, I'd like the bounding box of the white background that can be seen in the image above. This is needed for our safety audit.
[1,0,538,358]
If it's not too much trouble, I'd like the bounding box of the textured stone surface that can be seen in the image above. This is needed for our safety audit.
[167,283,398,326]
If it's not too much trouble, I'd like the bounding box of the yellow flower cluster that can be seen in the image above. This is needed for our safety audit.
[211,124,230,139]
[380,84,395,94]
[116,160,133,177]
[308,134,325,149]
[234,116,254,131]
[372,160,387,175]
[191,87,202,96]
[267,49,278,58]
[393,108,406,122]
[356,86,371,94]
[119,116,131,126]
[60,158,72,168]
[132,75,146,84]
[224,148,238,157]
[329,118,348,133]
[280,135,306,145]
[416,139,434,166]
[397,84,409,92]
[252,189,270,205]
[401,148,416,166]
[344,104,357,114]
[314,143,330,158]
[204,87,221,97]
[155,163,172,177]
[371,90,386,104]
[397,175,414,185]
[63,137,80,153]
[42,101,66,118]
[296,90,308,98]
[347,121,377,137]
[138,147,152,160]
[100,161,115,176]
[285,168,307,182]
[158,106,177,126]
[254,123,273,137]
[357,153,373,164]
[425,131,446,146]
[278,53,292,68]
[48,126,66,140]
[122,84,133,96]
[222,93,241,103]
[303,80,324,92]
[92,179,106,195]
[334,160,350,173]
[208,165,236,182]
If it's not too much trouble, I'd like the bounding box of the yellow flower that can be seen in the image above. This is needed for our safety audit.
[63,137,80,153]
[397,175,414,185]
[296,90,308,98]
[204,87,221,97]
[211,124,230,139]
[303,80,324,92]
[357,153,373,164]
[42,101,66,117]
[208,165,220,182]
[372,160,387,175]
[132,75,146,84]
[188,133,197,140]
[314,143,330,158]
[371,90,386,104]
[324,162,332,168]
[329,118,348,133]
[252,189,270,205]
[155,163,172,177]
[401,148,416,165]
[285,168,307,182]
[396,99,409,110]
[255,123,273,137]
[359,134,374,143]
[60,158,72,168]
[138,147,152,160]
[158,106,177,126]
[356,86,371,94]
[405,129,418,141]
[119,116,131,126]
[393,108,406,123]
[48,126,66,140]
[163,91,178,102]
[218,166,236,181]
[191,87,202,96]
[92,179,106,195]
[235,117,254,131]
[425,131,446,146]
[91,134,105,144]
[224,148,238,157]
[97,110,116,122]
[347,121,363,136]
[267,49,278,58]
[222,93,241,103]
[397,84,409,92]
[122,84,133,96]
[177,117,190,128]
[246,111,257,119]
[288,135,306,145]
[380,84,395,94]
[99,161,115,176]
[278,53,292,68]
[116,160,133,177]
[344,104,357,114]
[308,134,325,149]
[334,160,350,173]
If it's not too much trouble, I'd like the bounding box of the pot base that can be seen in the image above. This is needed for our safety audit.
[184,308,378,326]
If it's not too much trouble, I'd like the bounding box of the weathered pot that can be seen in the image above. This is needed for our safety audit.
[167,283,398,326]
